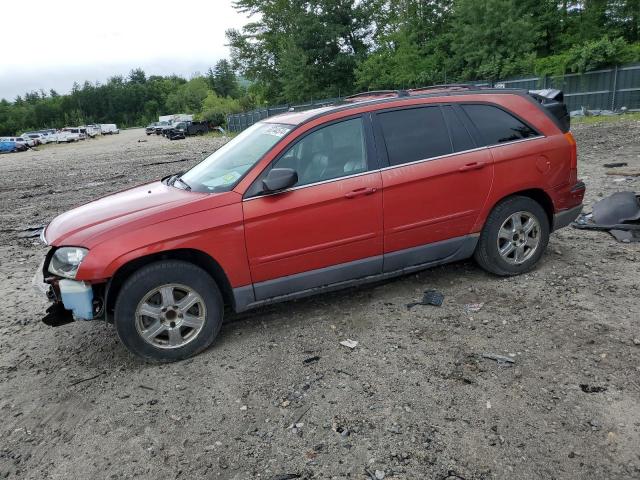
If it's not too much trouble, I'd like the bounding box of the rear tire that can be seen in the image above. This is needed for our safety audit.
[114,260,223,362]
[474,196,550,276]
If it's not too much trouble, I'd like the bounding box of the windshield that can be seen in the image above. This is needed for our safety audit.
[180,122,293,193]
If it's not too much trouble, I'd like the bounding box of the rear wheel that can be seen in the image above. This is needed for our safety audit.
[474,196,550,276]
[114,260,223,362]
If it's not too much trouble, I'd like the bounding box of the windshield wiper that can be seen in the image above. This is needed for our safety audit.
[174,176,192,191]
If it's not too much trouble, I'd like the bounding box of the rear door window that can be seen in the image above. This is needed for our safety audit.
[461,104,538,146]
[377,106,452,166]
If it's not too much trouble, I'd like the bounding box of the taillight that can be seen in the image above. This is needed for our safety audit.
[564,132,577,167]
[564,132,578,183]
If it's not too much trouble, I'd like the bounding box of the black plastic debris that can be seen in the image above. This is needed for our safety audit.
[270,474,301,480]
[41,302,73,327]
[580,384,607,394]
[303,356,320,365]
[406,289,444,309]
[603,162,628,168]
[573,191,640,242]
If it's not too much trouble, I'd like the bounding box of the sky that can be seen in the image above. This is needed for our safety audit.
[0,0,251,101]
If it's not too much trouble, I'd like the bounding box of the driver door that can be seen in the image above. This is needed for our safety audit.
[242,116,383,300]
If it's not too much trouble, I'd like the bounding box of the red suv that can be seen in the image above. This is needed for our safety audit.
[36,86,585,361]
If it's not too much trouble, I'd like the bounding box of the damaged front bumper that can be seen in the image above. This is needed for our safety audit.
[33,259,100,326]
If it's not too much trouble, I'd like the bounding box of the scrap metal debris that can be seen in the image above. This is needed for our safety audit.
[573,191,640,242]
[68,372,104,387]
[406,289,444,309]
[442,471,467,480]
[605,170,640,177]
[570,107,620,117]
[464,303,484,314]
[481,353,515,365]
[340,339,358,349]
[17,224,45,238]
[142,158,190,167]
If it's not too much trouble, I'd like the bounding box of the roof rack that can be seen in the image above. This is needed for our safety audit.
[344,84,490,103]
[344,90,409,101]
[408,84,479,94]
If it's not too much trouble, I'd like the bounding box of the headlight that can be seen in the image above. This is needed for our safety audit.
[48,247,88,279]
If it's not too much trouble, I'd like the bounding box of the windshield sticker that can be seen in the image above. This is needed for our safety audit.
[204,171,242,188]
[263,125,290,137]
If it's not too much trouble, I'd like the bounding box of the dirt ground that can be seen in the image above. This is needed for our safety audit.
[0,123,639,480]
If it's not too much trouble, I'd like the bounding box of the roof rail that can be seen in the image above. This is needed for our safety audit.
[344,90,410,101]
[408,84,478,94]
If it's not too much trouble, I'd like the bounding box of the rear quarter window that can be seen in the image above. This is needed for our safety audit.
[461,104,538,146]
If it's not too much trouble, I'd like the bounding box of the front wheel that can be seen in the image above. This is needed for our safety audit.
[474,196,550,276]
[114,260,223,362]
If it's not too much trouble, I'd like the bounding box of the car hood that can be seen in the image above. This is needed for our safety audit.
[45,181,227,248]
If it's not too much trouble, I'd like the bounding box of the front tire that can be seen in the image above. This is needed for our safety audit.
[114,260,223,362]
[474,196,550,276]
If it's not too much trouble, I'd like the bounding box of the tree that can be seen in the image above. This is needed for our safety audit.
[199,91,242,126]
[207,59,240,98]
[227,0,372,103]
[129,68,147,84]
[165,77,209,113]
[446,0,541,80]
[355,0,454,89]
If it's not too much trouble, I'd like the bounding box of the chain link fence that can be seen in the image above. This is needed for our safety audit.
[227,63,640,132]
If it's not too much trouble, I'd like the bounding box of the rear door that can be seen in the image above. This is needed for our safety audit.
[458,103,548,196]
[242,115,383,300]
[374,104,494,271]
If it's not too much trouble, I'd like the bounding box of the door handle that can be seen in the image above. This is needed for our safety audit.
[345,187,377,199]
[458,162,486,172]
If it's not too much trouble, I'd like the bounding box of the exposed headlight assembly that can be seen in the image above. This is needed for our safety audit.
[48,247,89,279]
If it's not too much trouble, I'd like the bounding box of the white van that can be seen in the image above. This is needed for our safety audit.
[100,124,119,134]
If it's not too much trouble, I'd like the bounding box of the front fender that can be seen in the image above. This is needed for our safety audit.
[76,201,252,288]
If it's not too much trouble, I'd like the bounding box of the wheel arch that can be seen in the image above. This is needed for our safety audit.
[482,188,555,231]
[105,248,235,321]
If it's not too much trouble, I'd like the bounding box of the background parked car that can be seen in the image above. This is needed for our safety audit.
[56,131,79,143]
[0,138,28,151]
[3,136,32,149]
[167,120,210,138]
[0,139,18,152]
[86,124,102,136]
[23,132,46,144]
[39,131,57,143]
[154,121,170,135]
[100,124,119,134]
[63,128,86,140]
[19,136,37,147]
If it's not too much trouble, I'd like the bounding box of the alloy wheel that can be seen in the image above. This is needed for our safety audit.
[135,283,206,349]
[496,211,541,265]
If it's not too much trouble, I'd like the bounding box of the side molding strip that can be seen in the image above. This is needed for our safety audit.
[232,234,479,313]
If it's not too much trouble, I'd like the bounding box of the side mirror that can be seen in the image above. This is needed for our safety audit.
[262,168,298,193]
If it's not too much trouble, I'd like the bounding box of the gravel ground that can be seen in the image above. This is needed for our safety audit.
[0,124,639,480]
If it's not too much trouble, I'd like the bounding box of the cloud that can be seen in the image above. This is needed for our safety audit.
[0,0,250,100]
